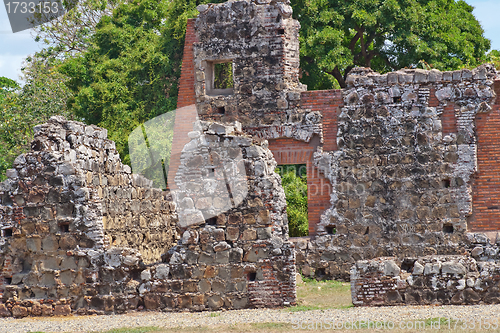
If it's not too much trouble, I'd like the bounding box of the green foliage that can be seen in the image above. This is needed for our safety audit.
[488,50,500,70]
[62,0,226,166]
[0,57,74,181]
[276,165,308,237]
[214,62,234,89]
[292,0,491,88]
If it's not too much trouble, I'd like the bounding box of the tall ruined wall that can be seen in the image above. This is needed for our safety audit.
[165,120,296,309]
[296,66,499,280]
[193,0,322,143]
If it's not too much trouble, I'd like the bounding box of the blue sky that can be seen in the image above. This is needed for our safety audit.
[1,0,500,82]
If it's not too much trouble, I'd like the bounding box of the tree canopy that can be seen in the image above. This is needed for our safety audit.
[292,0,491,89]
[57,0,225,165]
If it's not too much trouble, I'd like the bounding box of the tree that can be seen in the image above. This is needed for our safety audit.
[61,0,225,165]
[32,0,120,59]
[0,58,75,181]
[0,77,21,181]
[292,0,491,89]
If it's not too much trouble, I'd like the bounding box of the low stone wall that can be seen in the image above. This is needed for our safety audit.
[351,256,500,306]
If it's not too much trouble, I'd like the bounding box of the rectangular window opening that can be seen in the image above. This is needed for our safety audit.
[247,272,257,281]
[275,164,308,237]
[206,60,234,96]
[326,226,336,235]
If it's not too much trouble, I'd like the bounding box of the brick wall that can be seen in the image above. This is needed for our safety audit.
[441,102,458,135]
[167,19,198,190]
[301,90,342,151]
[471,79,500,231]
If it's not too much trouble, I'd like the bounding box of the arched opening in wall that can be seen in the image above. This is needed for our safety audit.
[275,164,308,237]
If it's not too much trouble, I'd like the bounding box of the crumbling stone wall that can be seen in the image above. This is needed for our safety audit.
[0,117,177,266]
[0,116,177,316]
[165,120,296,309]
[0,117,296,317]
[351,256,500,306]
[295,66,499,280]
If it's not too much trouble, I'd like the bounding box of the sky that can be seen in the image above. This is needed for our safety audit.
[1,0,500,82]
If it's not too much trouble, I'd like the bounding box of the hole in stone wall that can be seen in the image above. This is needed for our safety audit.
[393,96,401,103]
[488,206,499,210]
[4,277,12,285]
[248,272,257,281]
[364,226,369,235]
[206,217,217,226]
[3,228,13,237]
[216,106,226,115]
[443,224,454,234]
[275,164,308,237]
[326,226,336,235]
[207,167,215,177]
[442,179,451,188]
[277,28,285,35]
[401,258,416,273]
[316,268,326,278]
[59,223,70,233]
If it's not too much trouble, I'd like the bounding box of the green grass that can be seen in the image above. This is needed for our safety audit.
[286,277,352,312]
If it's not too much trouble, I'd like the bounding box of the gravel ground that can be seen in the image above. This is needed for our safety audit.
[1,305,500,333]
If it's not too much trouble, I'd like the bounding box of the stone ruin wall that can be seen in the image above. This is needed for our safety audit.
[3,0,500,315]
[351,256,500,306]
[0,116,296,317]
[174,0,500,304]
[296,65,500,281]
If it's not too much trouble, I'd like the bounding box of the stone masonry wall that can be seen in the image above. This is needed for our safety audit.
[193,0,322,143]
[295,66,499,280]
[351,256,500,306]
[171,120,296,308]
[0,117,178,316]
[0,117,296,317]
